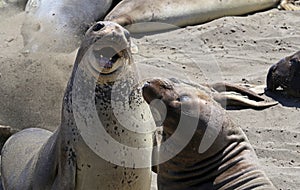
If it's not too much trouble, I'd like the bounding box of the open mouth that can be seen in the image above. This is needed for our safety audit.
[94,47,121,68]
[90,46,127,75]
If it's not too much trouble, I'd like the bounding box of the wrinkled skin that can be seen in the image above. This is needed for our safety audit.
[142,78,276,190]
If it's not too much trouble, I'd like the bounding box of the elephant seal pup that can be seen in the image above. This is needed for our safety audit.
[266,51,300,97]
[142,78,276,190]
[105,0,299,32]
[1,21,155,189]
[21,0,121,53]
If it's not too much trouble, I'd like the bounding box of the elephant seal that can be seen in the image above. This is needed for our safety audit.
[1,21,155,189]
[142,78,276,190]
[105,0,299,32]
[266,51,300,97]
[21,0,300,52]
[21,0,122,53]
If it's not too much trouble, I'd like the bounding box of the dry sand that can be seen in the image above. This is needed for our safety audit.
[0,6,299,190]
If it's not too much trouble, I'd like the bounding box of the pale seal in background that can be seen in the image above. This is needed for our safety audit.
[105,0,300,32]
[21,0,121,53]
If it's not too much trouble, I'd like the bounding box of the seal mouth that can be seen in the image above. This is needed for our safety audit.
[92,46,126,74]
[86,44,130,79]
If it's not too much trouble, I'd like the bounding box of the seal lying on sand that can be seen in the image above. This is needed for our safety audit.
[266,51,300,97]
[142,78,276,190]
[21,0,122,53]
[22,0,300,52]
[1,21,155,189]
[105,0,300,32]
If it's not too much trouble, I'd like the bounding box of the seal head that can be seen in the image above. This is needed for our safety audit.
[266,51,300,97]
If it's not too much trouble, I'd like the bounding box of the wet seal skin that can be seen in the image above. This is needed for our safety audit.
[1,21,155,190]
[266,50,300,97]
[142,78,276,190]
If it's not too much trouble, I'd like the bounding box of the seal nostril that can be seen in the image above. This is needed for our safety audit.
[92,23,105,32]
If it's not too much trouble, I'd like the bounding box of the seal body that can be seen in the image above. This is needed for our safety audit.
[142,78,276,190]
[105,0,280,32]
[21,0,121,53]
[1,21,154,189]
[266,51,300,97]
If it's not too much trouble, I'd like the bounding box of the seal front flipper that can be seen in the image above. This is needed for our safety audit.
[208,82,265,101]
[208,82,278,109]
[212,92,278,109]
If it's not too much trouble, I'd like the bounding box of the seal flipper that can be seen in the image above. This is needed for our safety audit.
[208,82,265,101]
[207,82,278,109]
[213,92,278,109]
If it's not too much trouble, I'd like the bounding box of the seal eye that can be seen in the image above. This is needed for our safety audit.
[92,23,105,32]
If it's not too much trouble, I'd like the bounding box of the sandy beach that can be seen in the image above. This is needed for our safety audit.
[0,6,299,190]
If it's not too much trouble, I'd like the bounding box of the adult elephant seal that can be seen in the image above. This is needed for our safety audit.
[21,0,121,53]
[266,50,300,97]
[105,0,299,32]
[142,78,276,190]
[1,21,155,189]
